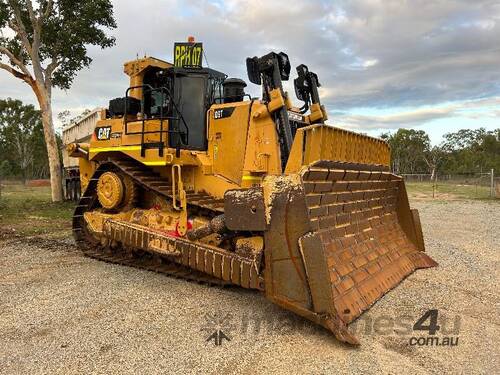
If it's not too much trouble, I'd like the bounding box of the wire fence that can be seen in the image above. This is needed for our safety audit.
[2,171,499,200]
[401,170,498,199]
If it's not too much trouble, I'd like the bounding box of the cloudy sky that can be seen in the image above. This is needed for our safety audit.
[1,0,499,143]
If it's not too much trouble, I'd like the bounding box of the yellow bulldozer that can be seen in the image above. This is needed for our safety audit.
[69,40,437,345]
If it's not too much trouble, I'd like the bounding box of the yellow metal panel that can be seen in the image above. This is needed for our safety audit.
[208,102,252,184]
[123,57,173,100]
[242,175,262,181]
[90,145,142,153]
[267,88,285,113]
[144,161,168,166]
[191,168,239,199]
[285,124,390,173]
[243,102,282,175]
[286,130,305,173]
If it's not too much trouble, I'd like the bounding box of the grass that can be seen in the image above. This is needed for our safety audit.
[0,184,74,236]
[0,181,497,237]
[406,181,495,200]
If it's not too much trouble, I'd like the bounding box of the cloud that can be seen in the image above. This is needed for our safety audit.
[333,97,500,130]
[0,0,499,133]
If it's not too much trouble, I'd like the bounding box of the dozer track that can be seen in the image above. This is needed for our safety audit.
[72,158,232,286]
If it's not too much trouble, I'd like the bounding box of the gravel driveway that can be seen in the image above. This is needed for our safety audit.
[0,200,498,374]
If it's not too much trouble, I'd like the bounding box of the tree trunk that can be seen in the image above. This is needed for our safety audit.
[430,166,436,181]
[34,85,63,202]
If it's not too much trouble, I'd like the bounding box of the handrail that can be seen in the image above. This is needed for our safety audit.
[124,84,190,143]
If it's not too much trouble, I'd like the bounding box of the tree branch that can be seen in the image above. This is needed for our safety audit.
[26,0,37,25]
[7,1,33,56]
[7,0,45,86]
[44,57,59,89]
[0,46,31,77]
[0,61,32,83]
[25,0,42,56]
[422,155,432,169]
[45,57,59,77]
[43,0,53,20]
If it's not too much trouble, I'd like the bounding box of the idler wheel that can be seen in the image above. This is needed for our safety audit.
[97,171,124,210]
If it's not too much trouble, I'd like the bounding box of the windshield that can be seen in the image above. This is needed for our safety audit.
[208,76,225,105]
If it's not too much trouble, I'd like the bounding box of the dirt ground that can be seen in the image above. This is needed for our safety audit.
[0,200,498,374]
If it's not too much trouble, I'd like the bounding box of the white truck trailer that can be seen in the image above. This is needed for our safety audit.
[61,108,104,200]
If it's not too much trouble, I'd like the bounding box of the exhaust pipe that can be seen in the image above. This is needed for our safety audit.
[67,143,89,159]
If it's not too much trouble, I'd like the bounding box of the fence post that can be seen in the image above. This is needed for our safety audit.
[491,169,495,199]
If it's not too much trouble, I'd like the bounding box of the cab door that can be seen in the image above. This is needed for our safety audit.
[170,73,208,150]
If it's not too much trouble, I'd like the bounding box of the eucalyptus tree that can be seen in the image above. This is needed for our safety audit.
[0,0,116,201]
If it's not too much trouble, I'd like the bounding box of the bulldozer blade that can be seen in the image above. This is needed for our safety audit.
[262,162,437,344]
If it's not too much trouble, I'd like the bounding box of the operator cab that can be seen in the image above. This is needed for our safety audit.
[108,41,248,156]
[116,65,227,152]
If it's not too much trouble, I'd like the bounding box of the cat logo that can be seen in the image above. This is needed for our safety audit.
[174,42,203,68]
[95,126,111,141]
